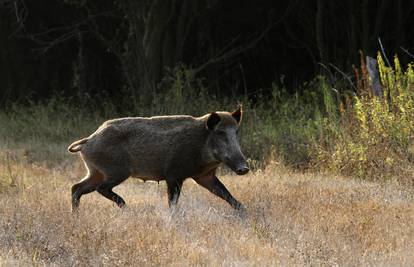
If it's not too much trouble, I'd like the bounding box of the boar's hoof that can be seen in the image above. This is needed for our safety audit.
[236,204,247,218]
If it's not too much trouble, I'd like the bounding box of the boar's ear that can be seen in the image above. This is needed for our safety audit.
[231,105,243,125]
[206,112,221,130]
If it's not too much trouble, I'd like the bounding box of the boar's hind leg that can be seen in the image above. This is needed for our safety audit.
[194,175,244,210]
[166,179,184,207]
[71,169,104,212]
[96,179,127,208]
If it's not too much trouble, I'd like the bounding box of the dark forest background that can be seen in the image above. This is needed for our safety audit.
[1,0,414,105]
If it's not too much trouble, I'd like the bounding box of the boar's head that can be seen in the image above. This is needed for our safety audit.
[205,106,249,175]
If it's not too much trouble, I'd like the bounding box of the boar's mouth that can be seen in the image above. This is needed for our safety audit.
[224,159,249,175]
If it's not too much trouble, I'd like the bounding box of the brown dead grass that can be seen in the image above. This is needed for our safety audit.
[1,157,414,266]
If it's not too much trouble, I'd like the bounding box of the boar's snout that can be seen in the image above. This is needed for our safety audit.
[235,166,249,175]
[224,155,249,175]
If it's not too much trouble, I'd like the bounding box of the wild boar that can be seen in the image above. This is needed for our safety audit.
[68,106,249,212]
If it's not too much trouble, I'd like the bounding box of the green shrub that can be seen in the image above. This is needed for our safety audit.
[315,54,414,180]
[1,56,414,180]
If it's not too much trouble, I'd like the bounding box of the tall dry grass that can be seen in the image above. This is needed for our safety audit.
[1,155,413,266]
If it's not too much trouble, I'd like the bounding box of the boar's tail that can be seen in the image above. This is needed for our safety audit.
[68,138,88,153]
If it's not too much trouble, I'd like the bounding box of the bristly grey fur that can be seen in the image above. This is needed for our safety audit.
[69,107,249,212]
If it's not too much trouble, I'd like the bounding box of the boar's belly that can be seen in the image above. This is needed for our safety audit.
[132,175,164,182]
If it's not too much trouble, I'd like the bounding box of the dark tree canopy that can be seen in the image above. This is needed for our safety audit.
[1,0,413,104]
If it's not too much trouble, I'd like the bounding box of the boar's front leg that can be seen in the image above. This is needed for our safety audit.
[194,174,245,210]
[166,179,184,207]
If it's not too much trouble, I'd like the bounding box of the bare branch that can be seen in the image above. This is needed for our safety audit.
[400,47,414,59]
[3,0,28,38]
[378,37,391,67]
[31,29,80,53]
[194,23,274,76]
[193,1,298,76]
[328,63,357,91]
[25,9,118,53]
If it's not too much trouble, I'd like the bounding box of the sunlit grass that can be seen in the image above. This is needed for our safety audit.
[1,156,413,266]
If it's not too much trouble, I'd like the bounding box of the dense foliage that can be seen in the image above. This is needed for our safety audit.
[1,55,413,181]
[1,0,414,104]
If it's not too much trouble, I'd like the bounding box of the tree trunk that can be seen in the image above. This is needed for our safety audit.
[0,10,12,103]
[361,0,370,54]
[143,0,173,88]
[395,0,404,48]
[348,1,358,67]
[74,31,87,94]
[316,0,326,68]
[118,0,199,102]
[373,0,389,43]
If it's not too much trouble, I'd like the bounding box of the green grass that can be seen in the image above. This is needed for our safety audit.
[1,54,414,180]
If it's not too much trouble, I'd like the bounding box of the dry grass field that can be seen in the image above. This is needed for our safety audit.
[1,152,414,266]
